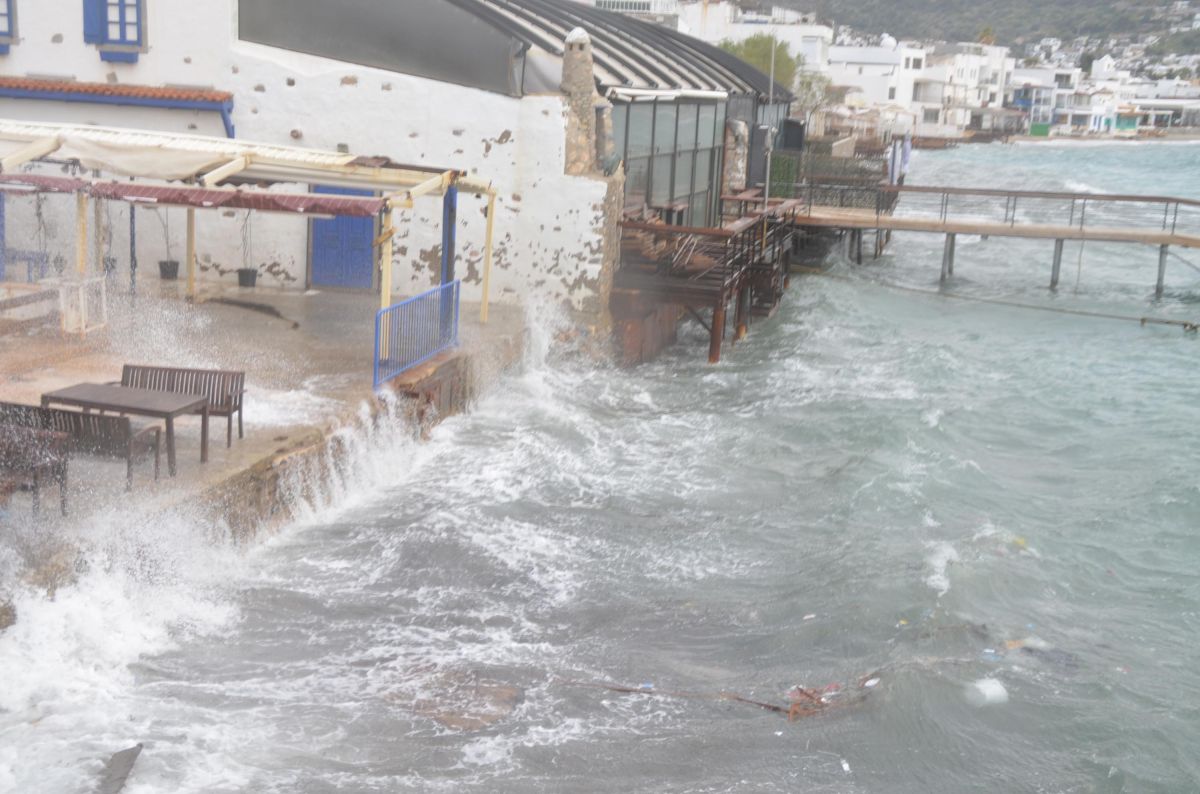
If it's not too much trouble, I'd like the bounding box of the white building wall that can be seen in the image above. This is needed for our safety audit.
[0,0,612,316]
[677,1,833,73]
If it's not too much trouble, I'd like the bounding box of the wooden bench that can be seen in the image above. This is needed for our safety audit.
[0,402,160,490]
[0,424,69,515]
[120,365,246,448]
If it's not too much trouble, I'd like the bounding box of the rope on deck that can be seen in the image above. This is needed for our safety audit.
[790,266,1200,333]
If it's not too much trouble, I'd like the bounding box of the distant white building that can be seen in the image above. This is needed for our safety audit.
[828,42,926,113]
[675,1,834,74]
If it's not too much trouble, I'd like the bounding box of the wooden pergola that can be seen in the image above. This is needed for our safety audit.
[0,119,499,320]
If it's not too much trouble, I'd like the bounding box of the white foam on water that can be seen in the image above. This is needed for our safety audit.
[965,677,1009,707]
[923,541,960,597]
[0,387,436,792]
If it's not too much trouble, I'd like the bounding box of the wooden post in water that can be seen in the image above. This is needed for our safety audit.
[1051,239,1064,289]
[940,233,956,282]
[855,228,864,265]
[1157,244,1168,299]
[734,286,749,341]
[709,300,726,363]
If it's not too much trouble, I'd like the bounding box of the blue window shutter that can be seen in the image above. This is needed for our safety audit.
[83,0,105,44]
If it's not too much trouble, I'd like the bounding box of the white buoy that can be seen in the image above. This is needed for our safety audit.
[965,677,1009,707]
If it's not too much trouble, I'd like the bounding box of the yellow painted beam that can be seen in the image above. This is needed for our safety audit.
[0,136,60,172]
[75,192,88,276]
[405,172,452,203]
[200,156,251,187]
[379,210,395,311]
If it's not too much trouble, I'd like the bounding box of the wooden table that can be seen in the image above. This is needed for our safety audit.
[41,383,209,477]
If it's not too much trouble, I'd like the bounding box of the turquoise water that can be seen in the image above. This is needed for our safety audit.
[1,142,1199,792]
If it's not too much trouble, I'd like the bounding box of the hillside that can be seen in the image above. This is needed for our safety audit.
[779,0,1177,46]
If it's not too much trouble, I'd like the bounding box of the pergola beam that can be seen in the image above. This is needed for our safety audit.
[0,136,61,172]
[405,172,452,203]
[200,155,252,187]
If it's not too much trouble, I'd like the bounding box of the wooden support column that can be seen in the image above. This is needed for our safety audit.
[1050,238,1064,289]
[93,195,104,274]
[185,207,196,300]
[481,190,495,324]
[874,228,883,259]
[378,208,395,310]
[940,233,956,282]
[855,228,864,265]
[75,192,88,275]
[708,300,726,364]
[734,287,749,342]
[1157,244,1168,299]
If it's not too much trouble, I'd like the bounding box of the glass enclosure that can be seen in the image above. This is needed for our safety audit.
[612,98,727,227]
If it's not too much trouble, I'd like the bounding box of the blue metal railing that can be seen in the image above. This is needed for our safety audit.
[373,280,460,388]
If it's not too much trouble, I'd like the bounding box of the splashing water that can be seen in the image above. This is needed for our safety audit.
[2,143,1200,793]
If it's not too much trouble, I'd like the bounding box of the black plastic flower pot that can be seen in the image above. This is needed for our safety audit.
[237,268,258,288]
[158,260,179,280]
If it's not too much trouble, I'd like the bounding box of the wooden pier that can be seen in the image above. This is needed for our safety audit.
[610,182,1200,363]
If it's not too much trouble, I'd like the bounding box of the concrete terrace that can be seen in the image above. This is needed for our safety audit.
[0,283,525,536]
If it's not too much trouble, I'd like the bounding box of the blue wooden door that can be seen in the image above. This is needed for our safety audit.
[310,186,376,289]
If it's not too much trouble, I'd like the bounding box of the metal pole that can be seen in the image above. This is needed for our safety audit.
[761,25,776,247]
[129,205,137,300]
[185,207,196,300]
[1051,238,1063,289]
[481,190,495,324]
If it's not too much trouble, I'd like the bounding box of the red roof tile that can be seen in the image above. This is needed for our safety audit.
[0,76,232,104]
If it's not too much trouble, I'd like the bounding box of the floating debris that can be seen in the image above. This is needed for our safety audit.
[563,671,883,722]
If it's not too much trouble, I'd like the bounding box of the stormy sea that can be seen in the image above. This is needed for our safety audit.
[2,141,1199,792]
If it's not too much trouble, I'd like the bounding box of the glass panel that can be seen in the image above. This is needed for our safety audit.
[107,2,120,23]
[689,193,708,226]
[611,103,628,160]
[625,156,649,207]
[125,23,138,43]
[697,105,716,149]
[676,104,698,151]
[694,149,713,195]
[650,154,672,205]
[626,103,653,158]
[673,151,694,202]
[109,22,122,39]
[653,103,677,155]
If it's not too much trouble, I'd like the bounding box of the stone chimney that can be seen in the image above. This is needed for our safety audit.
[562,27,602,176]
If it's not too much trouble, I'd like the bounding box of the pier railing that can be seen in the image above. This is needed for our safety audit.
[792,182,1200,239]
[373,280,459,388]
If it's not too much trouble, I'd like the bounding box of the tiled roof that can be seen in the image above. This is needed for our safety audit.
[0,76,232,104]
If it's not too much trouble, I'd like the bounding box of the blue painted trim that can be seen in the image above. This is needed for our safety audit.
[0,87,237,138]
[0,44,8,56]
[100,49,138,63]
[219,104,235,139]
[440,185,458,285]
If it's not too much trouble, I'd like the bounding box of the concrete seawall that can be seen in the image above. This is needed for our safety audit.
[0,286,526,629]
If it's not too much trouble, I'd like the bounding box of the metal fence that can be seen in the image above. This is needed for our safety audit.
[373,280,460,388]
[782,181,1200,238]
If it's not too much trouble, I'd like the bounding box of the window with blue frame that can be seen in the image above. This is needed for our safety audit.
[0,0,16,55]
[83,0,143,61]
